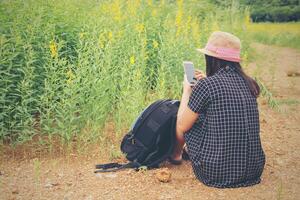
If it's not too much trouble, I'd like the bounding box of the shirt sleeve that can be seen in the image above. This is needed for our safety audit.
[188,79,210,114]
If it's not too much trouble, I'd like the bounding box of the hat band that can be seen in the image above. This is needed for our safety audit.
[205,43,240,62]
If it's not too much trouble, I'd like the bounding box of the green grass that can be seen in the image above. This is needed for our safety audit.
[247,22,300,49]
[277,99,300,106]
[256,78,280,110]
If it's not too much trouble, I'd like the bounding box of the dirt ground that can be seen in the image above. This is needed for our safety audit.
[1,43,300,200]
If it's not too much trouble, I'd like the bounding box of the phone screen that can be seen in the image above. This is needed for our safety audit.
[183,61,196,84]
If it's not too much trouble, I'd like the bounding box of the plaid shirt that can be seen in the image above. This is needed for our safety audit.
[185,66,265,188]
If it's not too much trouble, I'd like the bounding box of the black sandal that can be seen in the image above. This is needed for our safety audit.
[168,157,182,165]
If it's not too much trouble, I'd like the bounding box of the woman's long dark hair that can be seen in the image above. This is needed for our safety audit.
[205,55,260,98]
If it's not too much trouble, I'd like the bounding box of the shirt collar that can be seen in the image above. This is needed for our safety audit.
[216,65,235,74]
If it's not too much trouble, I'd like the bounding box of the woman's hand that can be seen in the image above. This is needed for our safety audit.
[195,69,206,80]
[183,69,206,94]
[183,75,193,94]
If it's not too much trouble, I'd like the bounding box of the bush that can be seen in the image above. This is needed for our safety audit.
[271,7,292,22]
[290,6,300,21]
[251,6,300,22]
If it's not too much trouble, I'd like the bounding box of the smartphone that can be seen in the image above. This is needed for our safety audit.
[183,61,196,85]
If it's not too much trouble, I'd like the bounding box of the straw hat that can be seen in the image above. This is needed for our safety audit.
[197,31,241,62]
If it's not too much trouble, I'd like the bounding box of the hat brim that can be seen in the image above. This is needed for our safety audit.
[196,48,242,63]
[196,48,218,58]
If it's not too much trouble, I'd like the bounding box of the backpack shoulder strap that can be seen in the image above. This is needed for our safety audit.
[94,160,141,173]
[131,100,167,134]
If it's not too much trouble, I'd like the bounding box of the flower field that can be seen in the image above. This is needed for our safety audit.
[0,0,260,146]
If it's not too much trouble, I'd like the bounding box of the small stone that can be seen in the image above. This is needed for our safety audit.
[155,168,171,183]
[54,186,62,191]
[12,189,19,194]
[66,181,73,186]
[45,182,59,188]
[95,173,117,179]
[95,173,103,178]
[45,183,53,188]
[261,119,267,124]
[52,182,60,186]
[105,173,117,178]
[84,195,93,200]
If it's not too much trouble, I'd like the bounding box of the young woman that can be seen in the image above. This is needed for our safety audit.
[171,31,265,188]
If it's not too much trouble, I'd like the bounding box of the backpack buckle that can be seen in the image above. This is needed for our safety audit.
[131,138,136,145]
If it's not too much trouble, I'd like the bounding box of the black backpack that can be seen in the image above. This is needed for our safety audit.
[95,99,180,173]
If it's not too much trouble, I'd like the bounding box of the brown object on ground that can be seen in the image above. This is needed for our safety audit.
[0,43,300,199]
[155,168,172,183]
[12,189,19,195]
[286,70,300,77]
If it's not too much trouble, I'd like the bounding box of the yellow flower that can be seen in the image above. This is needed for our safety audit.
[128,0,140,16]
[98,33,105,48]
[79,32,85,40]
[187,15,192,29]
[153,40,159,48]
[175,11,182,28]
[67,69,74,79]
[108,31,113,40]
[175,0,183,27]
[212,21,219,32]
[159,0,165,7]
[49,40,58,58]
[112,0,122,22]
[135,23,145,33]
[244,10,251,29]
[152,9,157,17]
[191,19,201,46]
[66,78,73,85]
[130,56,135,65]
[99,41,104,49]
[147,0,152,6]
[175,0,183,36]
[66,69,75,85]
